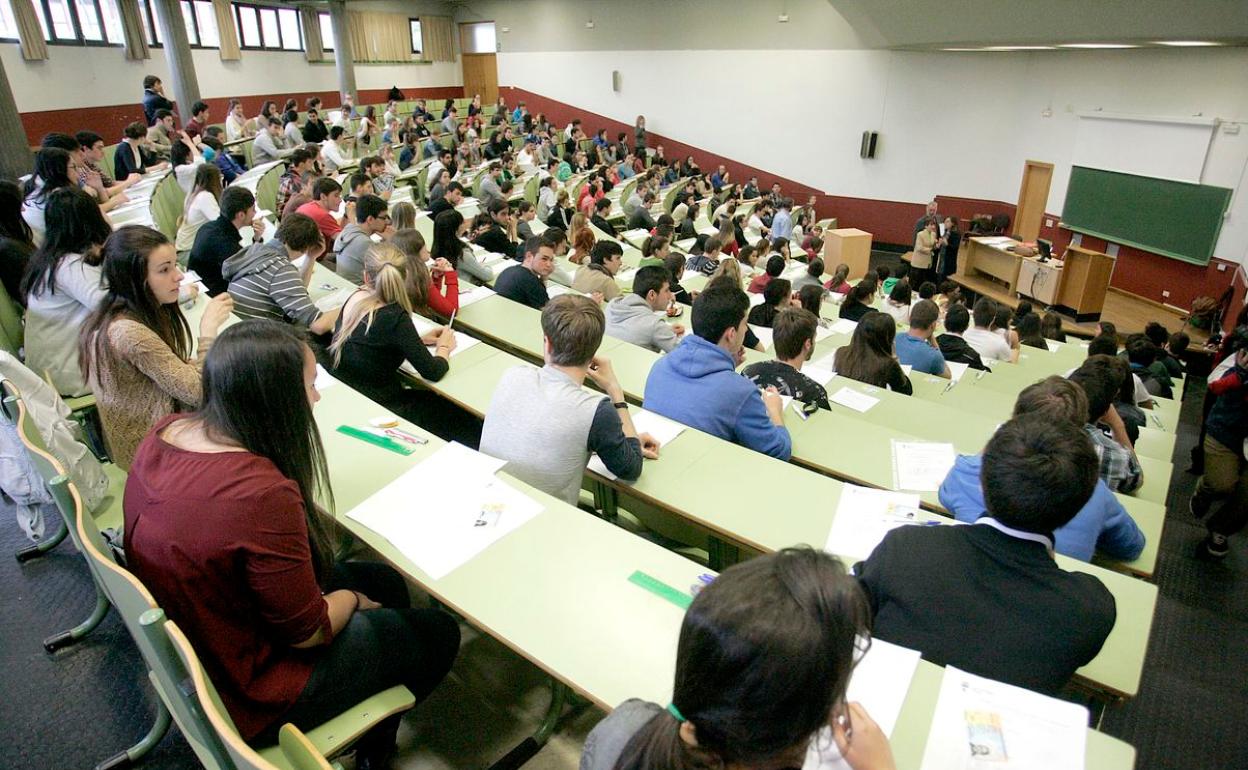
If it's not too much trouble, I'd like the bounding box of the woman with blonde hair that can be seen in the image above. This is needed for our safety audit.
[330,242,458,429]
[709,255,744,288]
[391,228,458,318]
[175,163,223,255]
[390,201,417,232]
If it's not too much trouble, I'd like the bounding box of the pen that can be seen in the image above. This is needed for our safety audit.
[448,309,456,327]
[941,380,956,394]
[385,427,429,445]
[336,425,416,455]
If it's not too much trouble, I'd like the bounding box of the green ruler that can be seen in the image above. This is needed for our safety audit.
[628,570,692,610]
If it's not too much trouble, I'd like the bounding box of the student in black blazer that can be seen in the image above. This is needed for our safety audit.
[855,415,1116,696]
[113,121,152,180]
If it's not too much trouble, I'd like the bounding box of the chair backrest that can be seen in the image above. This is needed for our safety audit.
[254,162,288,215]
[523,173,539,205]
[165,619,282,770]
[149,171,185,240]
[278,725,333,770]
[4,385,83,541]
[0,278,23,356]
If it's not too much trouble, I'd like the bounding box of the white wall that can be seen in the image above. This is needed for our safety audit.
[496,47,1248,263]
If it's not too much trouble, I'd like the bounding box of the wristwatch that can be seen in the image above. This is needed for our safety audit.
[613,401,628,410]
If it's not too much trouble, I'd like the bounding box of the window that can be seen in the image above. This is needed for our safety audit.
[20,0,128,45]
[408,17,420,54]
[132,0,218,48]
[0,2,20,39]
[232,2,300,50]
[460,21,495,54]
[317,11,331,51]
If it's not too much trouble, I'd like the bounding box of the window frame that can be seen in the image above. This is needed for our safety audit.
[30,0,123,47]
[134,0,218,50]
[232,1,301,51]
[408,16,421,55]
[316,10,331,51]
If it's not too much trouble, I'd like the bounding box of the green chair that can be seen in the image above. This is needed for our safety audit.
[0,277,24,357]
[254,162,288,216]
[523,173,540,205]
[277,725,335,770]
[148,172,185,241]
[103,143,118,183]
[3,382,126,649]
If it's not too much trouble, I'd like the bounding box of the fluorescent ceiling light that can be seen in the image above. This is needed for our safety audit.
[1059,43,1140,49]
[941,47,982,51]
[1155,40,1223,46]
[983,45,1055,51]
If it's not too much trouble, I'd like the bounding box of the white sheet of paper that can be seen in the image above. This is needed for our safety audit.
[750,325,774,350]
[824,483,924,561]
[901,364,913,377]
[948,361,970,382]
[814,324,835,342]
[830,387,879,413]
[314,287,354,312]
[891,440,957,492]
[749,292,766,307]
[587,408,687,480]
[681,269,703,282]
[291,254,308,271]
[1046,340,1061,352]
[918,667,1088,770]
[344,443,539,579]
[830,318,858,335]
[179,270,202,286]
[457,284,497,307]
[803,638,923,770]
[314,364,339,391]
[803,364,837,387]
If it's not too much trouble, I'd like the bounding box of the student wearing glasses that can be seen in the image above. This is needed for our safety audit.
[334,195,393,284]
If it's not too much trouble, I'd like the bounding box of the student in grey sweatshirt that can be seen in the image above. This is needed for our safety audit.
[334,194,392,283]
[604,265,685,353]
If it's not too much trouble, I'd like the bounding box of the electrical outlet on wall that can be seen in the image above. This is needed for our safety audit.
[1162,290,1171,298]
[1045,218,1054,227]
[1218,263,1228,272]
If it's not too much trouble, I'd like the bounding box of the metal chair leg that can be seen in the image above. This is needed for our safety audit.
[44,585,110,652]
[94,698,173,770]
[488,678,570,770]
[15,517,67,562]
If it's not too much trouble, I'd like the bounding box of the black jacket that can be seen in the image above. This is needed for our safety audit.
[188,215,246,296]
[143,89,174,126]
[936,332,987,371]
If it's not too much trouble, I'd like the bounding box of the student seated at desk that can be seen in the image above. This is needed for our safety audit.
[894,299,950,378]
[392,229,458,319]
[222,213,339,335]
[792,257,826,293]
[573,240,625,302]
[296,178,347,246]
[481,295,658,505]
[1125,334,1174,399]
[747,278,792,329]
[329,242,460,428]
[174,164,222,256]
[1144,322,1185,378]
[494,234,555,310]
[1084,335,1153,409]
[1017,313,1049,351]
[963,298,1018,363]
[644,283,791,460]
[334,194,392,285]
[939,376,1145,563]
[857,415,1116,695]
[834,312,913,395]
[431,209,493,287]
[935,303,987,372]
[664,252,694,306]
[1069,356,1145,495]
[605,265,684,353]
[837,280,876,323]
[189,187,266,297]
[685,236,723,277]
[879,281,911,326]
[124,320,460,764]
[748,254,785,294]
[582,547,894,770]
[252,117,296,166]
[79,226,234,469]
[742,308,830,411]
[473,199,518,258]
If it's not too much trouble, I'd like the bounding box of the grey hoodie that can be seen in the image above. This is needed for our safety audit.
[334,222,372,284]
[604,293,679,353]
[221,240,321,327]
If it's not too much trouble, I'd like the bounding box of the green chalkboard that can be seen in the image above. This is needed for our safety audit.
[1060,166,1231,266]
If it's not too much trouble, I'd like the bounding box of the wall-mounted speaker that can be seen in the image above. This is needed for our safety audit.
[860,131,879,159]
[612,70,621,93]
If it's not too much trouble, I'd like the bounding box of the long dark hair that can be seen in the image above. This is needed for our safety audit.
[834,311,898,387]
[24,148,73,203]
[614,547,870,770]
[0,180,32,246]
[79,226,192,384]
[197,320,337,579]
[22,187,112,298]
[431,209,465,266]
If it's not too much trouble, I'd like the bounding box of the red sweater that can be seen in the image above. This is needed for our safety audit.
[123,416,330,739]
[426,270,460,317]
[748,273,773,294]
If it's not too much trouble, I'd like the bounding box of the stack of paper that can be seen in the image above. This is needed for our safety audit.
[830,387,879,413]
[919,667,1088,770]
[457,284,497,307]
[824,484,925,560]
[891,440,957,492]
[345,442,543,579]
[829,318,858,336]
[803,638,923,770]
[587,409,687,481]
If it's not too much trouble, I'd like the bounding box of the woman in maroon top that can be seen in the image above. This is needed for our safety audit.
[123,319,459,767]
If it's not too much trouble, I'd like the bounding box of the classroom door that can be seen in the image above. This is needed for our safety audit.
[461,53,499,105]
[1015,160,1054,242]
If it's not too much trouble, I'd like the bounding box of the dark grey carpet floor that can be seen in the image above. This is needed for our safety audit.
[1,349,1245,769]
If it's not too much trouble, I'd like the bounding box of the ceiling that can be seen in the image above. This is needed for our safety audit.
[826,0,1248,50]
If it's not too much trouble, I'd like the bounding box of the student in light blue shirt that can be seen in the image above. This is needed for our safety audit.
[894,299,951,378]
[938,376,1145,564]
[770,198,793,241]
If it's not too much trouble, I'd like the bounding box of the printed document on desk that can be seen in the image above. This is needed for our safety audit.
[824,484,924,561]
[891,440,957,492]
[587,408,687,480]
[457,284,497,307]
[410,314,482,357]
[803,638,923,770]
[345,442,542,579]
[315,287,354,312]
[919,666,1087,770]
[830,387,879,413]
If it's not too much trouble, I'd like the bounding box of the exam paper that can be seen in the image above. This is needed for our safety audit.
[918,667,1088,770]
[901,364,913,377]
[1046,340,1061,353]
[803,639,923,770]
[803,365,837,388]
[751,325,774,350]
[829,318,858,336]
[749,292,766,307]
[409,314,482,358]
[457,284,497,307]
[830,387,879,413]
[824,484,925,561]
[587,409,687,480]
[344,442,540,579]
[891,440,957,492]
[314,364,339,391]
[948,362,970,382]
[314,287,354,312]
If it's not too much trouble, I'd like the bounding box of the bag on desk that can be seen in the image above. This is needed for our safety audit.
[1008,245,1037,257]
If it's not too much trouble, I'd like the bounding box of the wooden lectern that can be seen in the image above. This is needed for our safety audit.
[1056,246,1116,322]
[824,228,873,281]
